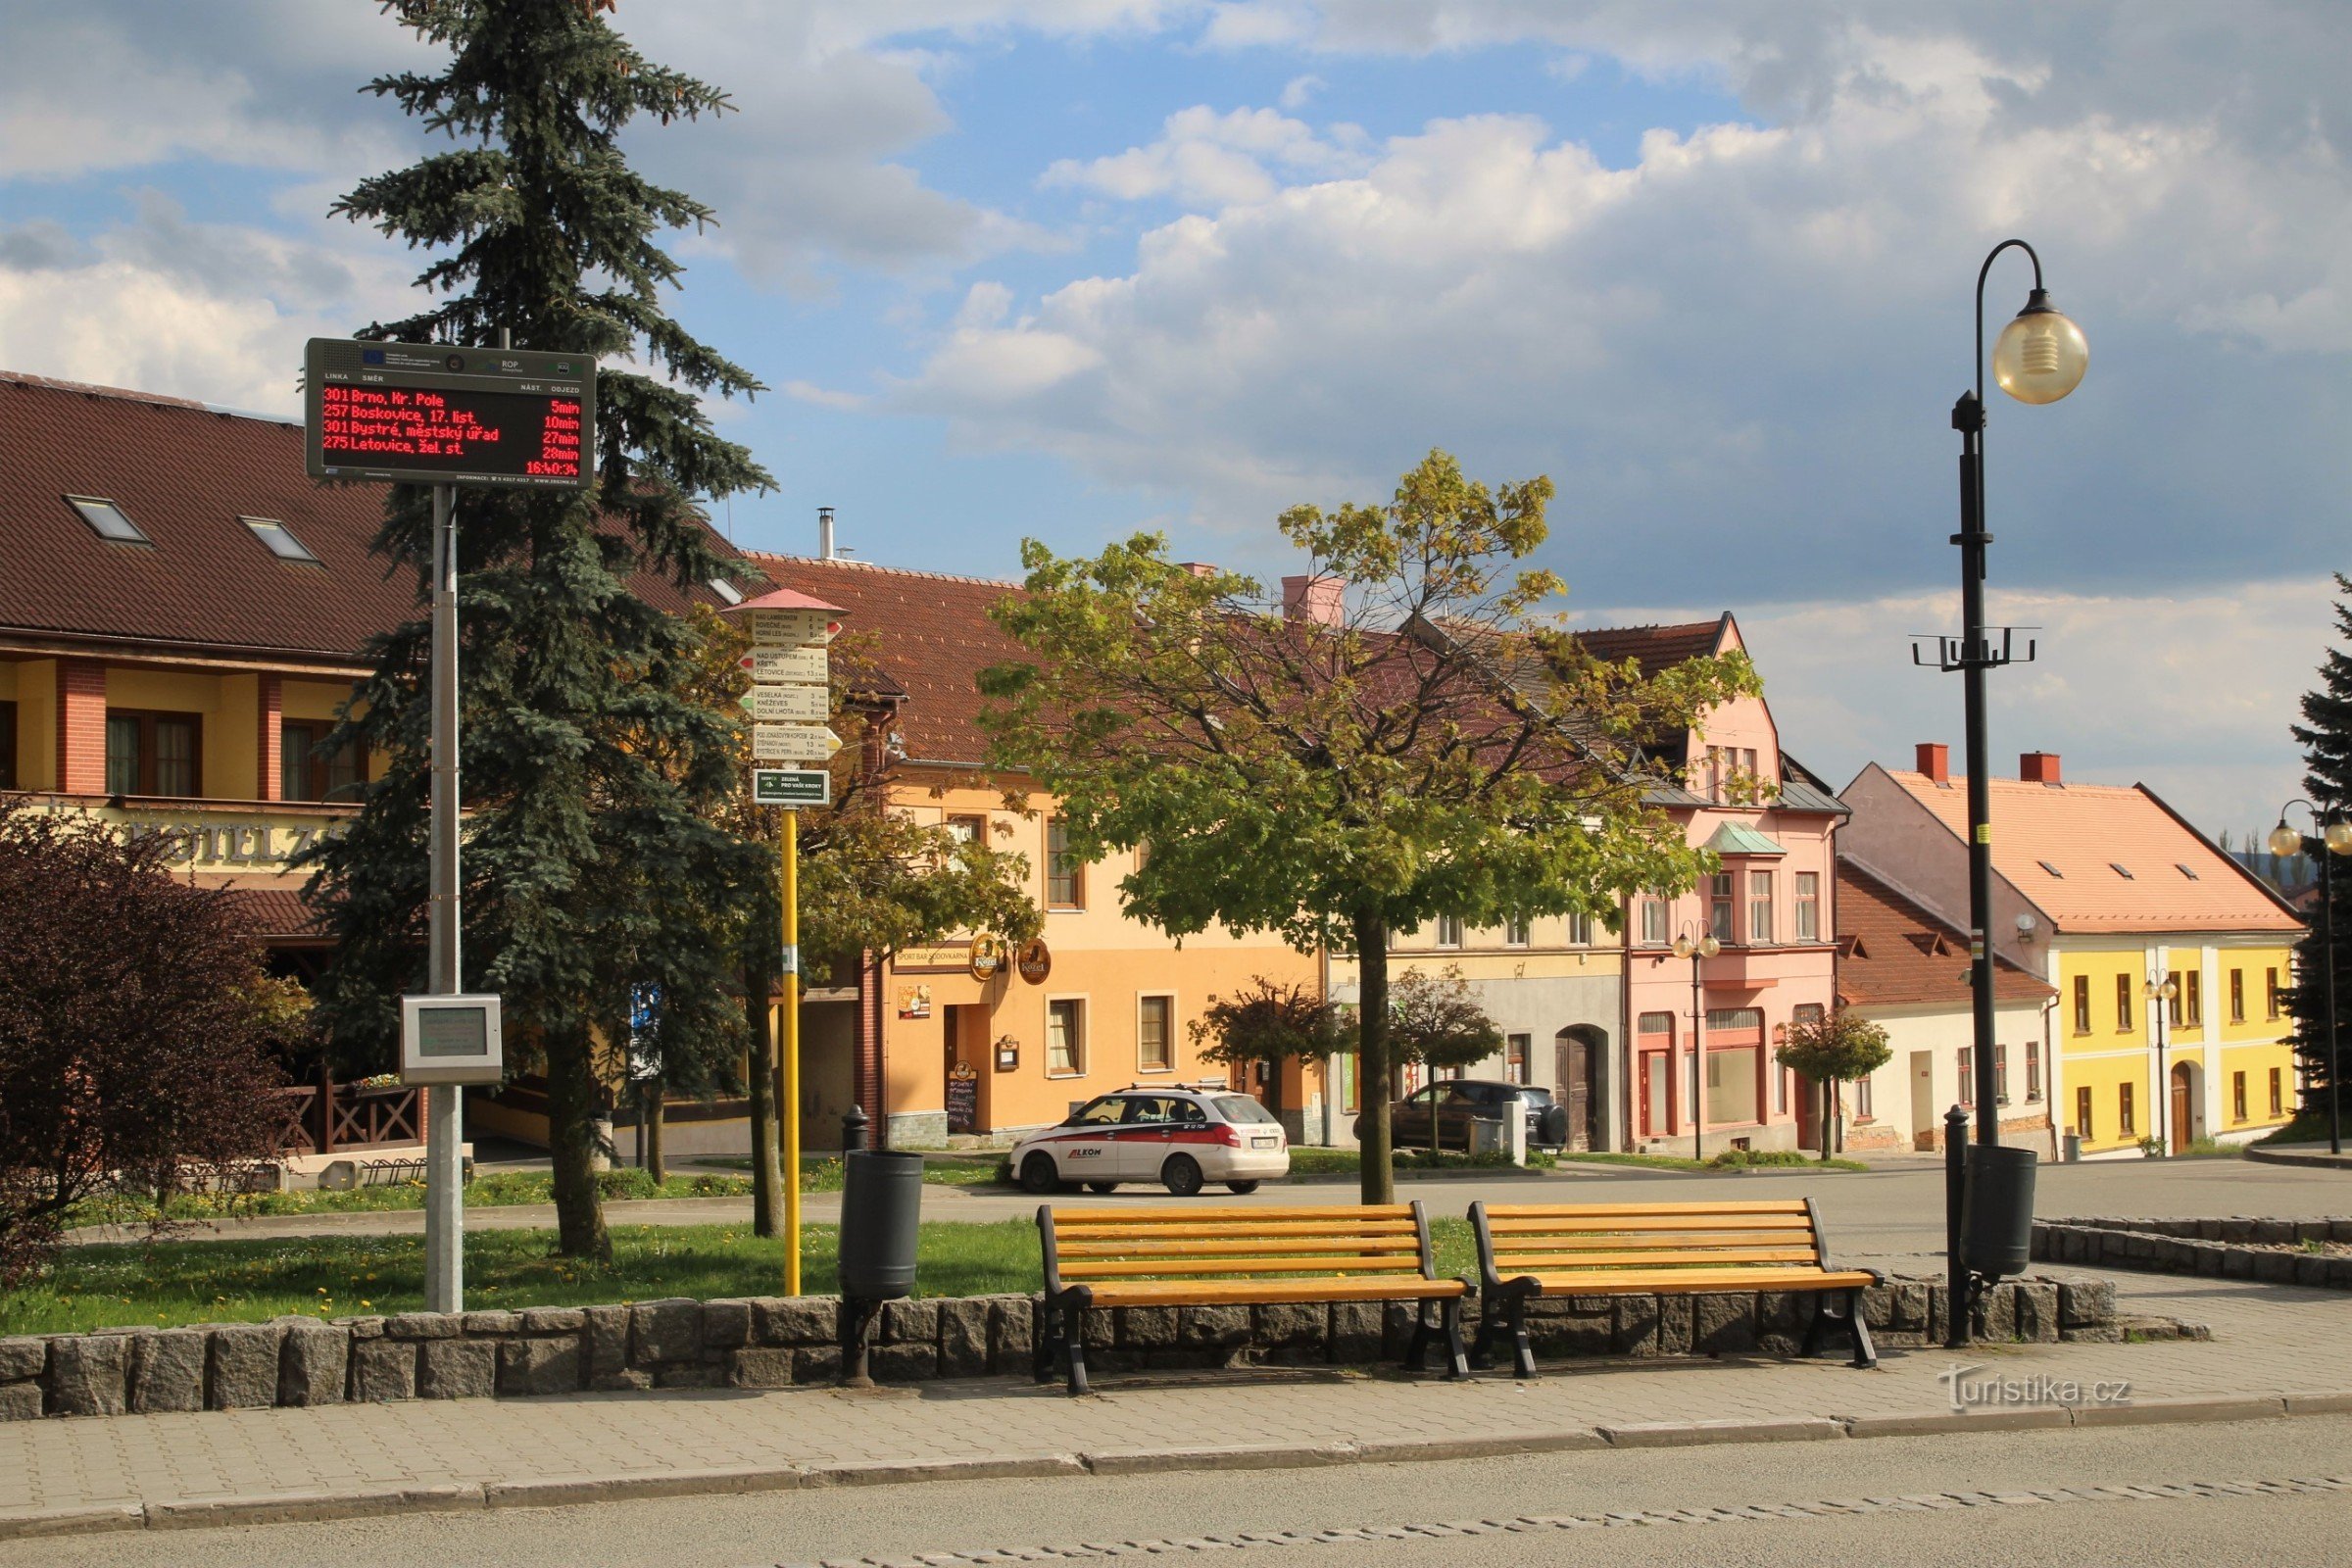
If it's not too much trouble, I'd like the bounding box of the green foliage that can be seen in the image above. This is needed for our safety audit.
[1386,966,1503,1071]
[980,450,1755,1201]
[1774,1007,1894,1085]
[1708,1148,1867,1171]
[2283,573,2352,1118]
[306,0,776,1259]
[1189,977,1352,1071]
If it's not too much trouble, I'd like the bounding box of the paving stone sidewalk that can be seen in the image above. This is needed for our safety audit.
[3,1264,2346,1541]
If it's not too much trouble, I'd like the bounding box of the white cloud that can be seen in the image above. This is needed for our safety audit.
[1279,74,1325,109]
[780,378,872,411]
[1043,105,1370,208]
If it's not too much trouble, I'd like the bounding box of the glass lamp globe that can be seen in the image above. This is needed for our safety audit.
[2270,821,2306,858]
[1672,935,1692,959]
[1698,935,1722,958]
[1992,292,2089,405]
[2328,820,2352,856]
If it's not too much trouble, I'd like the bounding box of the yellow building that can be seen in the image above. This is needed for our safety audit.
[1841,745,2303,1158]
[748,551,1321,1149]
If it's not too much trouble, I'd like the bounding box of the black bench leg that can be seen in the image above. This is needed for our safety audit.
[1442,1298,1469,1381]
[1035,1298,1060,1385]
[1406,1300,1432,1373]
[1062,1296,1091,1396]
[1510,1293,1536,1381]
[1470,1301,1497,1371]
[1847,1288,1878,1370]
[1800,1295,1827,1359]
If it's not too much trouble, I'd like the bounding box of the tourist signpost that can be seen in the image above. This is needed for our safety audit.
[725,588,842,1294]
[307,336,596,1314]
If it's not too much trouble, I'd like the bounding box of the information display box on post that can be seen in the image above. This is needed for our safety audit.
[305,338,596,490]
[400,994,507,1086]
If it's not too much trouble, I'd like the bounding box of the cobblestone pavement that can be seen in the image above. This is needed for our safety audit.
[3,1264,2347,1539]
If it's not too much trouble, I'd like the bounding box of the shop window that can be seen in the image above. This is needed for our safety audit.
[1137,996,1172,1073]
[106,710,201,798]
[280,720,367,802]
[1046,818,1084,908]
[1047,999,1084,1076]
[1793,871,1820,941]
[1505,1033,1530,1085]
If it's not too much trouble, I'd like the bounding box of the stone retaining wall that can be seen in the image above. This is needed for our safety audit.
[0,1273,2123,1422]
[2034,1216,2352,1289]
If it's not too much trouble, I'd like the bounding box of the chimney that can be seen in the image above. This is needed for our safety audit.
[817,507,835,561]
[2021,751,2062,785]
[1177,562,1218,578]
[1915,742,1949,784]
[1282,573,1345,627]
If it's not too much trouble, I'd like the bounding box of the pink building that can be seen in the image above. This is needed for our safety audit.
[1582,616,1847,1156]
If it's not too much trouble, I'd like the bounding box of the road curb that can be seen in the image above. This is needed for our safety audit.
[5,1388,2347,1539]
[2243,1145,2352,1170]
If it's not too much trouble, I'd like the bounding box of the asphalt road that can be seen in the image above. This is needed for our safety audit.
[83,1154,2350,1258]
[16,1415,2347,1567]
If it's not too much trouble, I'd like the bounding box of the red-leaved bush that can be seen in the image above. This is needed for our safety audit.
[0,802,286,1285]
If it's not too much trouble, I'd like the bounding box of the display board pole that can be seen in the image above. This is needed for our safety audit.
[781,808,802,1296]
[424,481,466,1314]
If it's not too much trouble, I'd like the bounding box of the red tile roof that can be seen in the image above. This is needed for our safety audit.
[0,371,743,666]
[1836,861,2053,1008]
[1572,617,1727,677]
[1880,767,2300,935]
[220,887,330,942]
[742,553,1026,766]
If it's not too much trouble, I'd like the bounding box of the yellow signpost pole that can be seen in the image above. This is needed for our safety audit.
[781,805,801,1297]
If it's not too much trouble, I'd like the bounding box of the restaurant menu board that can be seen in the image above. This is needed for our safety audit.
[305,338,595,490]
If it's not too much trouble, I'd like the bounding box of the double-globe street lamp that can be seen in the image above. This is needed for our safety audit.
[1671,927,1720,1163]
[1928,238,2088,1348]
[2269,802,2352,1154]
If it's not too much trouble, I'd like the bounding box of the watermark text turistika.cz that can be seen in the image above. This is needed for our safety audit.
[1939,1363,2132,1412]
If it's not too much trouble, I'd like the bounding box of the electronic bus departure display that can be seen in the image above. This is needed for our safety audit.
[304,338,596,490]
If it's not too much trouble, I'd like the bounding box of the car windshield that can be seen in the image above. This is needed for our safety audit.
[1069,1097,1125,1126]
[1214,1095,1279,1125]
[1518,1087,1557,1106]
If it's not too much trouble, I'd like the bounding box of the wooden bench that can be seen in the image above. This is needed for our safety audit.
[1037,1201,1470,1395]
[1469,1199,1881,1377]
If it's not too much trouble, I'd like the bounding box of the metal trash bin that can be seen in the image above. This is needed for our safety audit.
[1960,1143,2037,1278]
[839,1149,923,1299]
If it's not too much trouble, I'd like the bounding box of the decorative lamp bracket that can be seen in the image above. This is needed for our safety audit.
[1912,626,2037,673]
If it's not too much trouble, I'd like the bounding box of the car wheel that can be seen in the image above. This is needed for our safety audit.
[1160,1154,1204,1198]
[1019,1152,1063,1195]
[1084,1181,1117,1194]
[1225,1180,1260,1195]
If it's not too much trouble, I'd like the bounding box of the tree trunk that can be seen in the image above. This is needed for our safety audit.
[543,1022,612,1261]
[1820,1078,1835,1162]
[744,961,782,1237]
[1352,906,1395,1205]
[645,1090,665,1185]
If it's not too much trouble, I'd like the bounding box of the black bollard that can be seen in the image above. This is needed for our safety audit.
[1944,1104,1969,1349]
[843,1103,870,1152]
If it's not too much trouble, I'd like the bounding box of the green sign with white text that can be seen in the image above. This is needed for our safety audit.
[753,768,831,807]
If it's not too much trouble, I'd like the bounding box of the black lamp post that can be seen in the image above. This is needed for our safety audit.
[1672,926,1720,1162]
[2143,973,2178,1155]
[1925,238,2087,1348]
[2270,803,2351,1155]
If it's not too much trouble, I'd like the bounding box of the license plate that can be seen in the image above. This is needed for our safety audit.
[1251,1136,1278,1149]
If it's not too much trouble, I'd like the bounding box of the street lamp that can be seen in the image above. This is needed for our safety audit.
[1672,928,1720,1162]
[2270,802,2352,1154]
[2143,974,2178,1155]
[1926,239,2086,1349]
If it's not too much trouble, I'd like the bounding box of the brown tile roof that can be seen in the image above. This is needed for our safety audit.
[1881,767,2301,935]
[1836,861,2053,1008]
[742,553,1025,766]
[220,887,330,942]
[1571,616,1727,677]
[0,371,742,666]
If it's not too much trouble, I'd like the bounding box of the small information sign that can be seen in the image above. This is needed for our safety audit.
[742,646,828,684]
[752,767,831,807]
[754,723,841,762]
[746,608,837,648]
[305,339,594,490]
[400,994,506,1085]
[741,685,829,722]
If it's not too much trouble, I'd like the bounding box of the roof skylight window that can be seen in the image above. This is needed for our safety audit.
[66,495,149,545]
[2110,862,2135,879]
[707,576,745,606]
[2037,860,2064,878]
[2177,863,2200,880]
[242,516,320,564]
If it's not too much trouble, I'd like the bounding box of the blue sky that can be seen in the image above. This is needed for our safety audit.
[4,1,2348,836]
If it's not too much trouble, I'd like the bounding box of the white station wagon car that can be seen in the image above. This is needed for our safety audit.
[1009,1085,1290,1198]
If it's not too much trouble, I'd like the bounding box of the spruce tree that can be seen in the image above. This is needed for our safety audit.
[307,0,770,1260]
[2283,573,2352,1125]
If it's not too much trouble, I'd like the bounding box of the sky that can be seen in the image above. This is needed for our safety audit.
[3,0,2347,840]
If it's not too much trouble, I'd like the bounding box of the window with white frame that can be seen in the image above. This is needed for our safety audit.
[1503,916,1530,947]
[1641,894,1668,946]
[1747,869,1773,945]
[1137,996,1172,1073]
[1436,914,1464,949]
[1709,873,1735,940]
[1793,871,1820,941]
[1047,1000,1084,1076]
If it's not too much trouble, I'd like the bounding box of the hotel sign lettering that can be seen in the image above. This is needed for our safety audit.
[115,814,349,869]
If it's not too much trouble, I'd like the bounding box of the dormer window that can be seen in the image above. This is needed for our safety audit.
[67,495,150,544]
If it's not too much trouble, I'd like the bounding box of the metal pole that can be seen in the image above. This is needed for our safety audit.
[782,808,802,1296]
[423,481,465,1314]
[1944,1103,1969,1348]
[2327,840,2342,1155]
[2155,986,2168,1155]
[1690,949,1705,1163]
[1955,399,1999,1148]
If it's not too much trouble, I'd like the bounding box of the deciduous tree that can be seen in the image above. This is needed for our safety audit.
[1189,977,1352,1115]
[982,450,1751,1200]
[1773,1007,1892,1161]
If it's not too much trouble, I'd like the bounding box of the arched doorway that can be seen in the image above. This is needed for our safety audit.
[2170,1061,2195,1152]
[1553,1026,1607,1152]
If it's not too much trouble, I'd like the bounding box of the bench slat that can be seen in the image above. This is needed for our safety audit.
[1059,1255,1429,1279]
[1486,1214,1815,1235]
[1054,1204,1412,1226]
[1084,1276,1467,1308]
[1510,1267,1876,1294]
[1484,1200,1812,1217]
[1494,1249,1826,1270]
[1491,1231,1818,1252]
[1059,1237,1421,1258]
[1053,1220,1418,1243]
